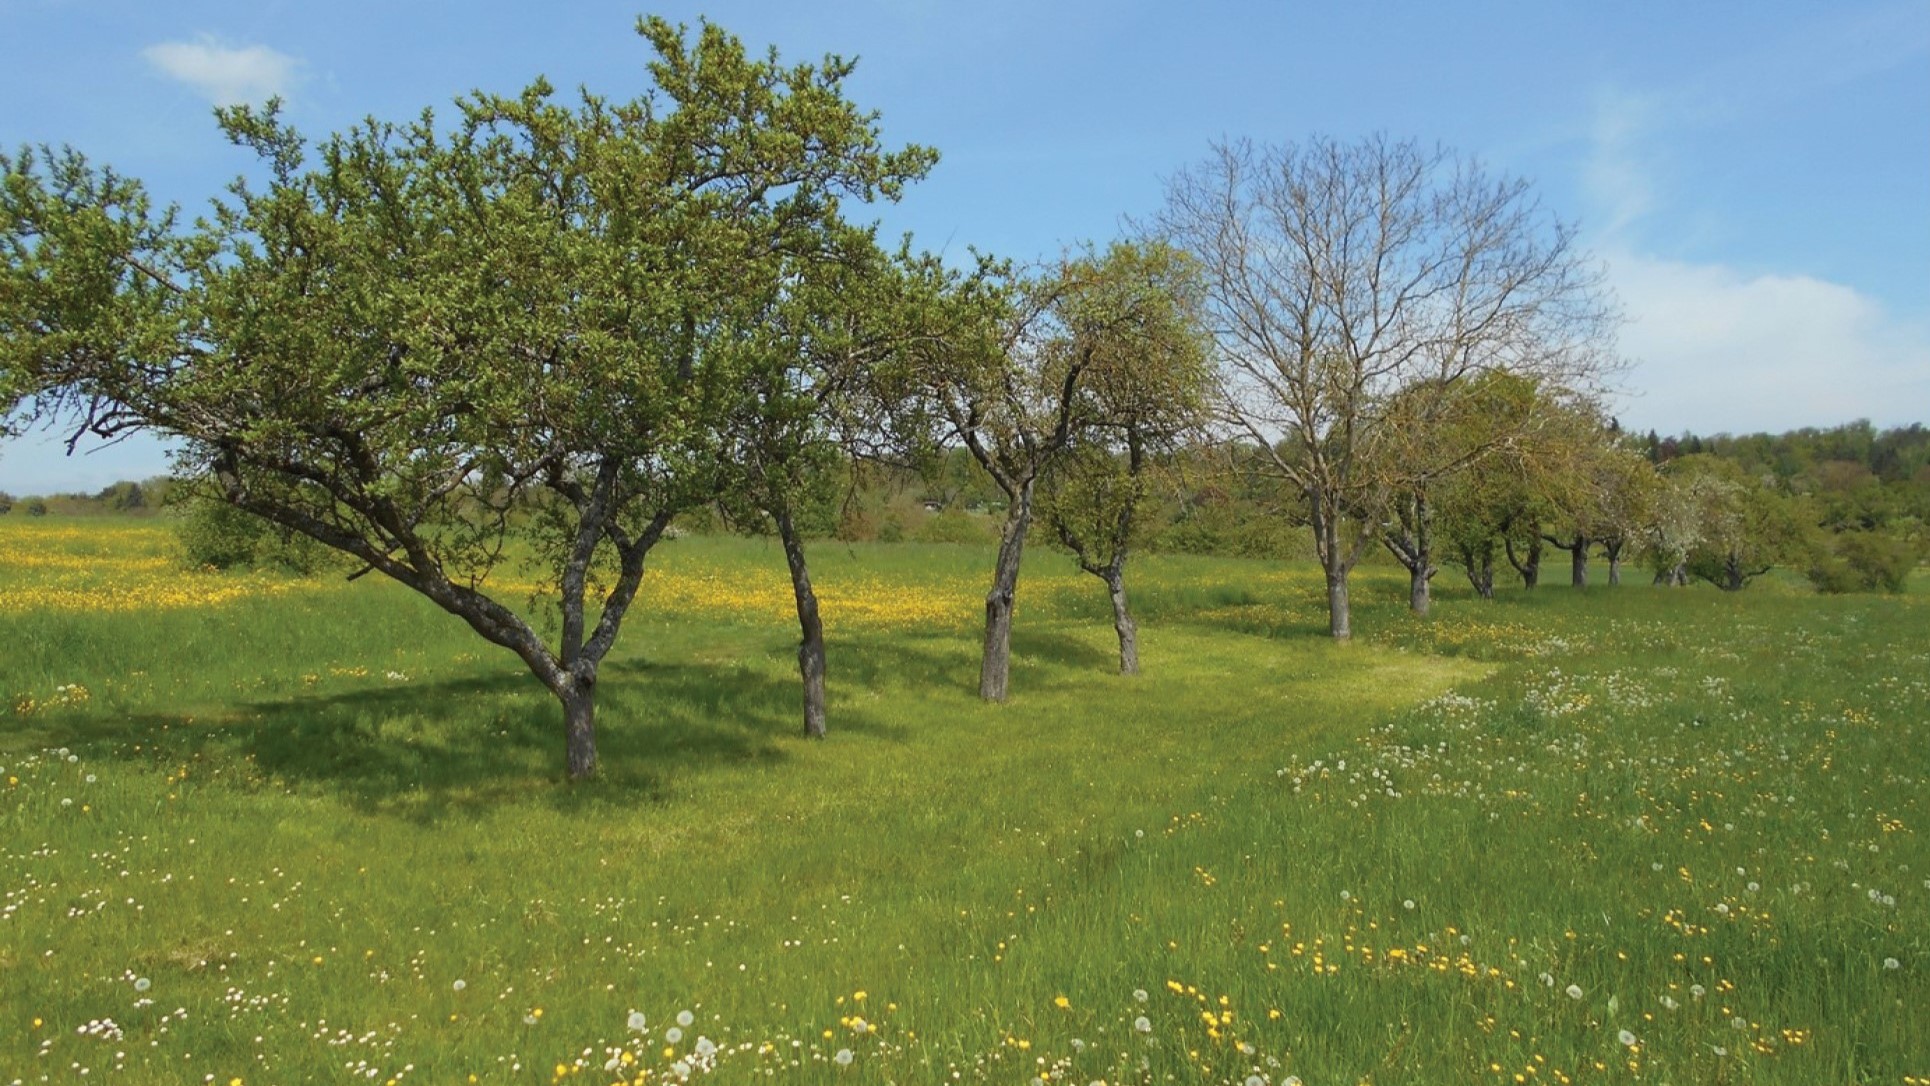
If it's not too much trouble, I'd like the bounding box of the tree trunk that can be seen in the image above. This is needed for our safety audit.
[1325,565,1352,641]
[1460,540,1495,600]
[775,507,827,739]
[1721,552,1746,591]
[1570,537,1589,588]
[980,488,1033,701]
[1605,540,1623,586]
[1409,565,1431,616]
[1506,535,1541,590]
[1105,568,1138,675]
[561,679,597,782]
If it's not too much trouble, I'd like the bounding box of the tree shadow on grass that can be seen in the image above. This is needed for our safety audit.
[13,667,781,823]
[20,622,1128,822]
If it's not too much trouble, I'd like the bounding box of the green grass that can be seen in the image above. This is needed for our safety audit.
[1,519,1925,1084]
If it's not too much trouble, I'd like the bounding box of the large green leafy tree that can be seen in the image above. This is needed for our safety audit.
[0,18,931,779]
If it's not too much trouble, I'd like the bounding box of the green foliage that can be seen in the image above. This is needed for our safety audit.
[1806,529,1918,594]
[23,495,46,516]
[174,489,343,575]
[912,507,992,544]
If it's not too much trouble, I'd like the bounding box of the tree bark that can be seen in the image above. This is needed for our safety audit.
[1325,565,1352,641]
[561,679,597,782]
[774,506,827,739]
[980,486,1033,701]
[1105,567,1138,675]
[1385,489,1433,616]
[1570,538,1589,588]
[1604,539,1623,586]
[1506,535,1541,590]
[1409,565,1431,616]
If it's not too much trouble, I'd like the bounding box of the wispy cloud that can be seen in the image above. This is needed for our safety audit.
[142,35,301,106]
[1581,87,1661,237]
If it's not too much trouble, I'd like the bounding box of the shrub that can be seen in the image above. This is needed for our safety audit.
[912,508,992,545]
[174,495,341,575]
[1808,530,1917,594]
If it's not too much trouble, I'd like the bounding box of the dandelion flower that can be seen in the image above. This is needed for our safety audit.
[1133,988,1149,1003]
[833,1049,853,1066]
[1618,1029,1638,1047]
[1403,899,1416,910]
[627,1011,647,1031]
[676,1009,695,1028]
[666,1027,683,1044]
[1884,957,1901,970]
[1731,1017,1748,1030]
[1247,1076,1265,1086]
[1690,984,1706,999]
[672,1060,691,1077]
[1565,984,1584,1000]
[452,979,465,992]
[133,977,151,992]
[1133,1016,1152,1034]
[1339,890,1351,901]
[695,1037,716,1057]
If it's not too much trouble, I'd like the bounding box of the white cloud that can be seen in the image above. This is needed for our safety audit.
[1579,62,1930,436]
[1607,249,1930,435]
[142,35,300,106]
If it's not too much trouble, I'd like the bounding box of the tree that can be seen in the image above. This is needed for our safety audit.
[2,17,930,779]
[1375,370,1561,614]
[923,252,1153,700]
[1040,241,1212,673]
[718,234,941,738]
[1667,455,1810,591]
[1158,135,1616,639]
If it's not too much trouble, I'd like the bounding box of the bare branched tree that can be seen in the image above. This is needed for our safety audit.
[1157,134,1618,638]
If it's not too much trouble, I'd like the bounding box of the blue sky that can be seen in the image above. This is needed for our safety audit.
[3,0,1926,493]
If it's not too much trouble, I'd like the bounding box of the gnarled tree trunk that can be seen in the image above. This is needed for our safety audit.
[980,485,1033,701]
[1506,535,1542,590]
[560,678,597,782]
[1104,567,1138,675]
[1383,489,1435,616]
[774,506,827,738]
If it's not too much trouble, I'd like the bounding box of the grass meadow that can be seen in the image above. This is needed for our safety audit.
[1,517,1925,1085]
